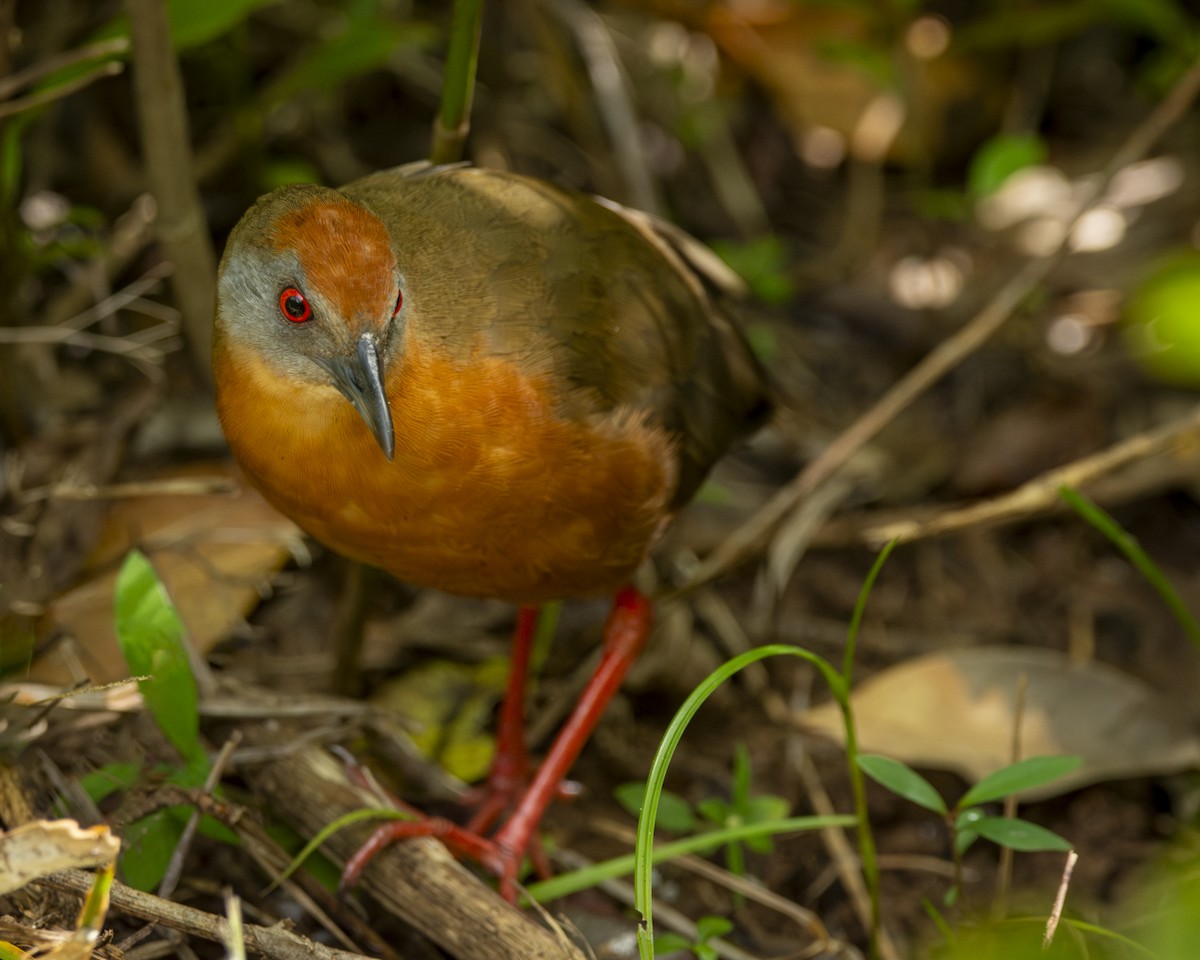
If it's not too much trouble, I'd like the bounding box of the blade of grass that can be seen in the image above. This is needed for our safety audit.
[840,538,900,960]
[524,814,854,904]
[634,645,846,959]
[1060,486,1200,649]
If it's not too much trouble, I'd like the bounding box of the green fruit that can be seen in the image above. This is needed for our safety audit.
[1123,252,1200,387]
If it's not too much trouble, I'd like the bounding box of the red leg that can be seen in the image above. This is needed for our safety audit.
[465,604,538,836]
[341,587,654,903]
[486,586,652,897]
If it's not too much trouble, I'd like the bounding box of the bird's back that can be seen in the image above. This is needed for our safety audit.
[345,164,771,507]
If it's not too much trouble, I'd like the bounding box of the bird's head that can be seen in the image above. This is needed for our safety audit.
[215,185,404,459]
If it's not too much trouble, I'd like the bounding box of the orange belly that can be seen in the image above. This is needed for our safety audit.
[215,337,678,603]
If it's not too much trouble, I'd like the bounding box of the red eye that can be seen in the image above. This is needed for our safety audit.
[391,289,403,318]
[279,288,311,323]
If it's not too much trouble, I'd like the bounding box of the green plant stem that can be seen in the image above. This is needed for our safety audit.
[1060,485,1200,650]
[430,0,482,164]
[840,539,898,959]
[524,814,853,904]
[839,693,881,958]
[843,538,899,680]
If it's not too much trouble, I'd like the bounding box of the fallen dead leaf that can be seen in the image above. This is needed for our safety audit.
[0,820,118,895]
[37,463,302,686]
[703,0,992,165]
[802,645,1200,799]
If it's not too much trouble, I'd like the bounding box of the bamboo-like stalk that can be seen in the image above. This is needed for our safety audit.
[125,0,217,382]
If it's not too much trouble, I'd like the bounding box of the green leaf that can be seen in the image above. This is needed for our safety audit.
[79,762,143,803]
[114,550,206,774]
[695,916,733,940]
[955,806,985,831]
[164,0,280,49]
[119,806,188,891]
[959,756,1082,808]
[264,12,435,106]
[696,797,731,827]
[856,755,947,814]
[197,812,241,847]
[746,794,791,822]
[732,743,751,806]
[972,816,1072,852]
[1103,0,1196,46]
[745,795,790,852]
[955,828,979,857]
[695,945,718,960]
[615,782,696,833]
[710,235,795,306]
[1061,484,1200,647]
[968,133,1048,199]
[0,942,28,960]
[98,0,281,52]
[652,932,692,954]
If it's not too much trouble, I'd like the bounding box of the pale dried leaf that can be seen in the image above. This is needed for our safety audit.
[0,820,119,895]
[802,646,1200,799]
[39,463,302,685]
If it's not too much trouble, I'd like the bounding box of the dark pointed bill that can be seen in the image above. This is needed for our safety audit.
[316,332,395,460]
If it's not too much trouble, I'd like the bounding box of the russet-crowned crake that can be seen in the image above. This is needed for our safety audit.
[214,162,770,898]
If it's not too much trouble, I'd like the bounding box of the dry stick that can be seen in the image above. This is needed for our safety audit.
[544,0,662,216]
[158,732,242,901]
[42,869,373,960]
[125,0,217,381]
[0,60,125,120]
[1043,850,1079,949]
[857,401,1200,545]
[796,755,902,960]
[251,745,585,960]
[550,847,768,960]
[0,36,129,100]
[686,56,1200,592]
[16,475,236,505]
[992,672,1029,921]
[585,817,836,949]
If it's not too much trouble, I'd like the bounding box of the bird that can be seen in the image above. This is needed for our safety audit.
[213,161,771,900]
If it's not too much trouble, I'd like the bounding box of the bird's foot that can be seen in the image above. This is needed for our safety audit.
[340,588,653,905]
[340,810,538,903]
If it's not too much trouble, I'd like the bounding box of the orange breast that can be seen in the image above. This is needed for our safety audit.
[214,336,678,603]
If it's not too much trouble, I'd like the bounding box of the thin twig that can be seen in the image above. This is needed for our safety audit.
[0,61,124,120]
[0,36,129,100]
[796,755,902,960]
[158,732,242,901]
[586,817,836,948]
[542,0,662,214]
[992,672,1029,920]
[856,402,1200,545]
[550,847,768,960]
[42,869,370,960]
[1043,850,1079,949]
[16,475,236,506]
[686,56,1200,591]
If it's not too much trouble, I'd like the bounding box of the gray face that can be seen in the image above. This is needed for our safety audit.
[215,186,405,458]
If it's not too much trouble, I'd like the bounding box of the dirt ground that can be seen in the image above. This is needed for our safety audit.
[4,3,1200,959]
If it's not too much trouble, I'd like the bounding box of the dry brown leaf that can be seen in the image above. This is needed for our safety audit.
[37,463,302,686]
[802,646,1200,799]
[703,1,991,165]
[0,820,118,895]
